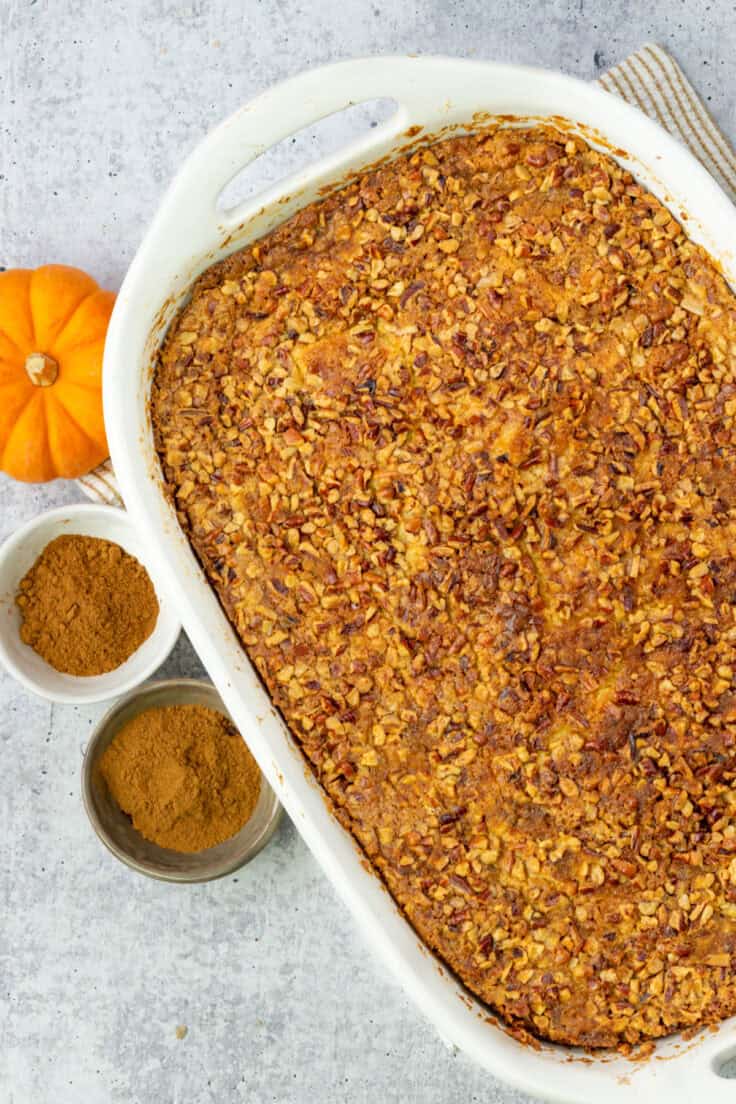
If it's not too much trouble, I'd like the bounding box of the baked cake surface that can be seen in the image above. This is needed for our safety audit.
[152,126,736,1048]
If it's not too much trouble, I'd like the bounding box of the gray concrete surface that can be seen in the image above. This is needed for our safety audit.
[1,2,735,1101]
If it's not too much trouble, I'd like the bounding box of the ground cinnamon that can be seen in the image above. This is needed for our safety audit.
[99,704,261,852]
[16,534,159,676]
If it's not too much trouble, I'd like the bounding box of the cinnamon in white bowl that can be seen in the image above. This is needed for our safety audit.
[16,534,158,675]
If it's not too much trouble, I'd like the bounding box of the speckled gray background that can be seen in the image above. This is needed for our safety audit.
[1,2,735,1102]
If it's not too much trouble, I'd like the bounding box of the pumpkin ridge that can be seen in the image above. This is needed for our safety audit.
[39,292,94,353]
[0,389,35,457]
[47,387,104,449]
[53,336,108,357]
[0,391,53,479]
[48,290,112,357]
[54,377,104,393]
[0,356,28,387]
[43,390,105,478]
[29,265,102,352]
[0,327,29,364]
[0,382,34,455]
[27,274,38,348]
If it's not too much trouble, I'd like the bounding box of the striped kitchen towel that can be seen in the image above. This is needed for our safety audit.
[77,42,736,507]
[598,43,736,203]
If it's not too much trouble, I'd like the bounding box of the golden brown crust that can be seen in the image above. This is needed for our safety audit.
[151,125,736,1049]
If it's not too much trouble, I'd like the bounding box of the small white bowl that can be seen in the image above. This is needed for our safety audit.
[0,503,181,703]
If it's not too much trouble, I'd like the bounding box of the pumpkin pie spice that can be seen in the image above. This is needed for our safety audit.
[16,534,158,675]
[99,705,261,852]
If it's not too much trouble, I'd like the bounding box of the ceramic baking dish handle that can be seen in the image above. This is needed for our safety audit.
[666,1038,736,1103]
[156,57,458,243]
[706,1074,735,1102]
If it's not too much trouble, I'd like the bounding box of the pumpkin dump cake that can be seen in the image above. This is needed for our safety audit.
[152,126,736,1048]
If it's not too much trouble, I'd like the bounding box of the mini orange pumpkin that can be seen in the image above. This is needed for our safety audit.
[0,264,115,482]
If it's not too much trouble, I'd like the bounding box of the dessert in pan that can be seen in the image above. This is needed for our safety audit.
[152,125,736,1048]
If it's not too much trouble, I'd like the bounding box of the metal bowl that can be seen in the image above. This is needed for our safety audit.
[82,678,282,882]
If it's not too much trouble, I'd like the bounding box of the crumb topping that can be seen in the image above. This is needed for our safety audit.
[152,126,736,1048]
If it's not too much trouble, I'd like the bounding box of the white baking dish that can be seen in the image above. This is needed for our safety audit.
[104,57,736,1102]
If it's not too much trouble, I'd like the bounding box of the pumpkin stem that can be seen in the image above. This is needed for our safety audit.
[25,353,59,387]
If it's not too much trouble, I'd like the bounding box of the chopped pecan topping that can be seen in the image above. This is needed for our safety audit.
[152,125,736,1051]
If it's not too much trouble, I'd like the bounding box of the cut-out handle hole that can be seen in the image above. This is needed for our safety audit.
[715,1046,736,1078]
[216,97,398,214]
